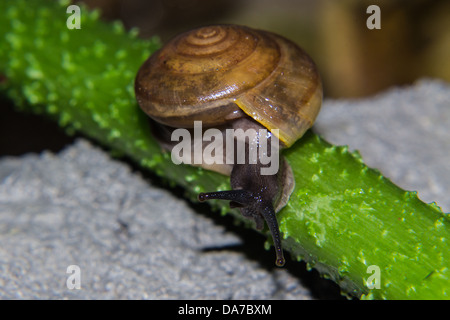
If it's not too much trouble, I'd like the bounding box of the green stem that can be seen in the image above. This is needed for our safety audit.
[1,0,449,299]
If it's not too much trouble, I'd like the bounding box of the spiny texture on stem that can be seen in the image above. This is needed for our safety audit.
[1,0,449,299]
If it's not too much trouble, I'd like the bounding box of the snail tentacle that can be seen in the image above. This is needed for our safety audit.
[261,202,285,267]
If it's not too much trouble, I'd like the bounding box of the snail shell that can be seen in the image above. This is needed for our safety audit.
[135,24,322,147]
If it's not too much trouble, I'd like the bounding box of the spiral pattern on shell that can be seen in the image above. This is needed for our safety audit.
[135,24,322,147]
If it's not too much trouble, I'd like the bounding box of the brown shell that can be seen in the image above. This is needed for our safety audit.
[135,24,322,147]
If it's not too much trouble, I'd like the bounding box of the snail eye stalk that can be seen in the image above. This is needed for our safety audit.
[198,190,285,267]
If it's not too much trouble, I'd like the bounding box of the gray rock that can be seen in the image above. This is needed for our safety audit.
[0,140,311,299]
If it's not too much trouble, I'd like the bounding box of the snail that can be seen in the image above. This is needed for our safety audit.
[135,24,322,267]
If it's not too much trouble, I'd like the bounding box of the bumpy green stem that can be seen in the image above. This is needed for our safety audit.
[1,0,448,299]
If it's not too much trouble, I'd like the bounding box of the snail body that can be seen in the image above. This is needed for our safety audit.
[135,25,322,266]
